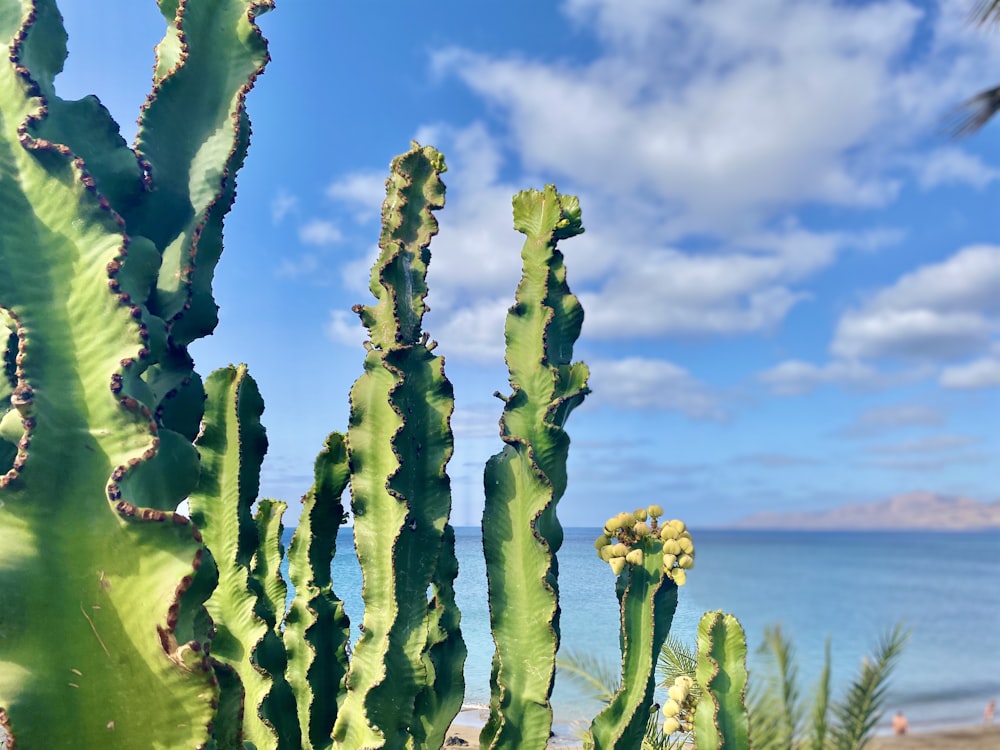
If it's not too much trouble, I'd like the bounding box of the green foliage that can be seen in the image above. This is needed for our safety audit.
[749,623,909,750]
[1,4,895,750]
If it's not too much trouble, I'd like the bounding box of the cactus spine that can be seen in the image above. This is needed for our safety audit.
[480,186,590,750]
[331,144,465,750]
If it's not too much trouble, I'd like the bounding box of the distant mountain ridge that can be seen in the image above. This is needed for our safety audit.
[730,491,1000,530]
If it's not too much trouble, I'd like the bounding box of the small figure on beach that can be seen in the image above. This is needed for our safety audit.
[985,699,996,725]
[892,710,909,735]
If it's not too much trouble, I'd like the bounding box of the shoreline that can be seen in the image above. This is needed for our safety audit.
[444,712,1000,749]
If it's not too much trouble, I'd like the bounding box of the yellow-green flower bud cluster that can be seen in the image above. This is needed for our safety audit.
[661,675,695,735]
[594,506,694,584]
[658,518,695,586]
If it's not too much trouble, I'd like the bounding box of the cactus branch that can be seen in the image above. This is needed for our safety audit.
[481,185,589,750]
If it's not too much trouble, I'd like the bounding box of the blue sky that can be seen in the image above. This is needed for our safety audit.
[56,1,1000,527]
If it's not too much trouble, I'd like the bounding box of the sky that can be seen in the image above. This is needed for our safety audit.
[53,0,1000,528]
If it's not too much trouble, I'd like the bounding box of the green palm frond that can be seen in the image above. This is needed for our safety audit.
[805,638,832,750]
[642,710,693,750]
[944,85,1000,138]
[830,624,909,750]
[947,1,1000,136]
[972,0,1000,24]
[656,635,698,692]
[747,625,804,750]
[557,648,620,705]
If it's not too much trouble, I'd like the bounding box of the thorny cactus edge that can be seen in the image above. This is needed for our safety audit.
[0,1,271,747]
[0,3,753,749]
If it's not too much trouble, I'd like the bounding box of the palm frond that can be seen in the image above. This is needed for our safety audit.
[642,709,693,750]
[805,638,832,750]
[972,0,1000,25]
[830,623,909,750]
[656,635,698,689]
[748,625,804,750]
[557,648,620,705]
[944,85,1000,138]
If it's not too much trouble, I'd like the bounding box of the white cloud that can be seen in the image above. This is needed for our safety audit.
[837,404,945,438]
[276,254,321,279]
[326,309,365,348]
[940,356,1000,389]
[913,147,1000,190]
[759,359,884,395]
[831,245,1000,362]
[587,357,726,421]
[431,0,984,233]
[299,219,343,246]
[832,308,992,361]
[427,298,509,364]
[451,404,502,439]
[868,434,974,455]
[326,172,386,223]
[271,189,297,224]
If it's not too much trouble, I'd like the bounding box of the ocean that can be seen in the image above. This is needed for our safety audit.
[283,526,1000,735]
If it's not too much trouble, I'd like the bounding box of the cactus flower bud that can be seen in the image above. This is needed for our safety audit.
[610,542,629,558]
[678,537,694,555]
[633,507,647,522]
[671,569,687,586]
[625,548,644,566]
[594,534,610,550]
[668,519,686,535]
[662,699,681,717]
[598,545,615,561]
[662,716,681,735]
[609,557,627,575]
[605,516,622,534]
[661,553,677,571]
[677,554,694,569]
[633,521,651,538]
[659,524,679,541]
[668,684,688,703]
[662,539,681,555]
[675,676,693,689]
[647,504,664,518]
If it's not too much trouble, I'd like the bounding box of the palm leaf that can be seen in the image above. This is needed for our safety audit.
[656,635,699,694]
[805,638,832,750]
[747,625,804,750]
[557,647,620,705]
[830,624,909,750]
[944,85,1000,137]
[972,0,1000,24]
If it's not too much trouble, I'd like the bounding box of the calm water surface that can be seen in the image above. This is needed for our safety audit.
[284,527,1000,733]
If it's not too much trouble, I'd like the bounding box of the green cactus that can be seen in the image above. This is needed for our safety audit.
[479,185,590,750]
[694,611,752,750]
[331,143,465,750]
[0,4,757,748]
[0,0,270,746]
[586,523,679,750]
[283,433,352,750]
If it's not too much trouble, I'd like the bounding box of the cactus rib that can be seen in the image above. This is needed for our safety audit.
[481,185,589,750]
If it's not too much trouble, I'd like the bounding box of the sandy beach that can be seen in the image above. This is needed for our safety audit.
[443,720,1000,748]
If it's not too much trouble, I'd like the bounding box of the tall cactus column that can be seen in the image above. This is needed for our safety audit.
[332,144,465,750]
[0,1,271,746]
[481,186,590,750]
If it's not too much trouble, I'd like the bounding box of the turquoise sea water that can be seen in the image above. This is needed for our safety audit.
[287,527,1000,735]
